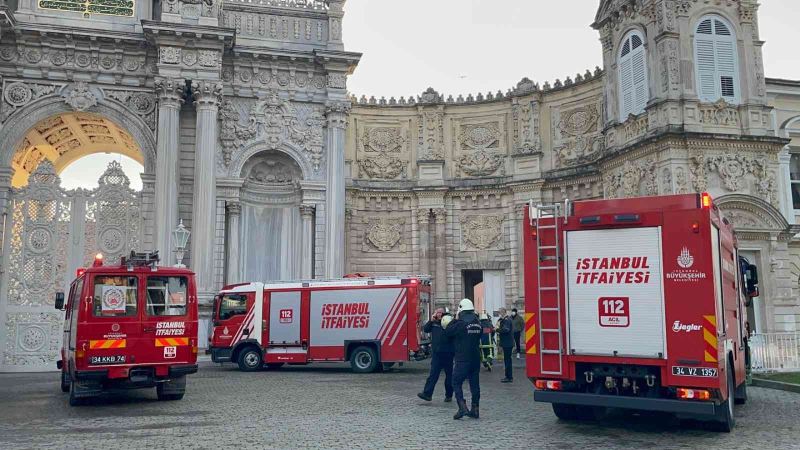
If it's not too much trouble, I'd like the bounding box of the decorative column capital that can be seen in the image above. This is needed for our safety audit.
[155,77,186,107]
[416,208,431,225]
[325,101,351,129]
[192,80,223,108]
[300,204,316,218]
[226,201,241,216]
[433,208,447,224]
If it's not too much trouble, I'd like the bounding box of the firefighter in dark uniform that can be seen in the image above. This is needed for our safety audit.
[417,308,454,402]
[444,298,483,420]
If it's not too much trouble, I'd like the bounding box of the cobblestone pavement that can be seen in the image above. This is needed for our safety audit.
[1,359,799,450]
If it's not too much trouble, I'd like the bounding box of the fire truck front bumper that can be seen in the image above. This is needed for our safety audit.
[534,390,717,416]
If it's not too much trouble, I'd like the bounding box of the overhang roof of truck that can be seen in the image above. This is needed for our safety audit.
[80,264,196,276]
[220,276,430,294]
[573,194,706,216]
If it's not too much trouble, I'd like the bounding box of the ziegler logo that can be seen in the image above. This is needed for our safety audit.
[677,247,694,269]
[672,321,702,333]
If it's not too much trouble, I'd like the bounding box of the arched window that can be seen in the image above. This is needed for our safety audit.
[694,15,739,103]
[618,30,649,120]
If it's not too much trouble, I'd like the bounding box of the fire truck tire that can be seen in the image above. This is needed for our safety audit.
[237,346,263,372]
[60,371,70,393]
[157,377,186,401]
[551,403,579,421]
[714,360,736,432]
[350,346,378,373]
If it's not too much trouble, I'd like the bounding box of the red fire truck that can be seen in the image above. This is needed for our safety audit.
[208,276,432,373]
[56,251,199,406]
[524,193,759,431]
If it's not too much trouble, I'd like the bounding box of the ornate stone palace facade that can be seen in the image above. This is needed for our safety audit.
[0,0,799,371]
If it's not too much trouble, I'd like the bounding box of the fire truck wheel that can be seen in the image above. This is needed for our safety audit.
[714,360,736,432]
[157,377,186,401]
[551,403,579,421]
[60,371,70,393]
[237,346,263,372]
[350,346,378,373]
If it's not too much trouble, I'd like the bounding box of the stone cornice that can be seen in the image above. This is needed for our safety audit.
[142,21,236,49]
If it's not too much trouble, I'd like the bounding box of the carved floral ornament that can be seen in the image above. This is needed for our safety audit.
[604,159,658,199]
[358,127,407,180]
[690,153,778,205]
[364,218,404,252]
[219,92,325,173]
[457,122,505,177]
[553,104,603,168]
[699,99,740,127]
[460,214,504,250]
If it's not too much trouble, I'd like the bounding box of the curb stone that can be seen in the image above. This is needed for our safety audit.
[752,377,800,394]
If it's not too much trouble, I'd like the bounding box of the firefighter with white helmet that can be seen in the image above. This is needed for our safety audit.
[443,298,483,419]
[417,308,455,403]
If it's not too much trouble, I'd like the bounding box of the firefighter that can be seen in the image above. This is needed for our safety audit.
[417,308,455,402]
[444,298,483,420]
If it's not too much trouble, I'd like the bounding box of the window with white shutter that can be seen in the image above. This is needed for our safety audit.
[618,30,649,121]
[694,15,740,104]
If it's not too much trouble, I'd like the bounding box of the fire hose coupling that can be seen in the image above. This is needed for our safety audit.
[604,376,616,390]
[645,374,656,387]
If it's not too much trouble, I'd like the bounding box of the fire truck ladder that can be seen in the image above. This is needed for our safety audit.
[530,201,568,376]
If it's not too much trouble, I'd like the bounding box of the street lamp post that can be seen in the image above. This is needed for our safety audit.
[173,219,191,268]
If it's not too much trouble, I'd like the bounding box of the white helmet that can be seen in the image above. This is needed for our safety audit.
[458,298,475,312]
[441,314,454,329]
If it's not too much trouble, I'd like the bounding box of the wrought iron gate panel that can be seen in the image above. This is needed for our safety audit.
[0,161,142,371]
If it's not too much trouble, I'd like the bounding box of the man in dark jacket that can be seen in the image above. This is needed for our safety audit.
[497,308,514,383]
[444,298,483,420]
[511,308,525,359]
[417,308,454,402]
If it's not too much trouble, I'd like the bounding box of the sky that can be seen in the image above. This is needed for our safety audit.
[60,0,799,188]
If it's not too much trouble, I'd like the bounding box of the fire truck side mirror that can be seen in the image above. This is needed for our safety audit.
[746,264,759,299]
[54,292,65,311]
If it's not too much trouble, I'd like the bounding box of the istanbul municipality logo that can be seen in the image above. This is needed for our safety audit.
[677,247,694,269]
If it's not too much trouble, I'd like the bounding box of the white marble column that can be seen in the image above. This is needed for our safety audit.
[300,204,315,279]
[225,201,241,284]
[433,208,448,307]
[190,81,223,302]
[324,101,350,278]
[417,209,431,276]
[154,77,184,261]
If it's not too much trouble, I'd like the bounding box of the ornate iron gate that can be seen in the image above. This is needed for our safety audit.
[0,161,142,372]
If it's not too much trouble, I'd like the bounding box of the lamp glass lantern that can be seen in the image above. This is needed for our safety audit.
[173,219,191,268]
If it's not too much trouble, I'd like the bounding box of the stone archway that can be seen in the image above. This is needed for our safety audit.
[232,150,309,283]
[716,194,800,333]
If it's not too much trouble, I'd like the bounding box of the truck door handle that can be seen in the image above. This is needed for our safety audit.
[143,327,155,333]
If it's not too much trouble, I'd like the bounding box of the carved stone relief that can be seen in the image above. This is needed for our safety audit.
[363,217,405,252]
[690,153,779,206]
[3,312,62,367]
[456,122,505,177]
[552,103,603,168]
[699,100,740,127]
[104,90,158,130]
[460,214,504,251]
[358,126,407,180]
[604,158,658,199]
[218,91,325,173]
[512,100,541,155]
[242,151,303,186]
[418,111,444,160]
[1,80,59,122]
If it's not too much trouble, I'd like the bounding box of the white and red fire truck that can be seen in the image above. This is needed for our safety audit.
[523,193,759,431]
[208,276,432,373]
[56,251,199,406]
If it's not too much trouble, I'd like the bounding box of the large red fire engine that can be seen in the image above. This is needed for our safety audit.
[523,193,759,431]
[208,276,431,373]
[56,251,199,406]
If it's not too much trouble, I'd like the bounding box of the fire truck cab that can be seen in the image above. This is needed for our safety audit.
[524,194,758,431]
[56,251,199,406]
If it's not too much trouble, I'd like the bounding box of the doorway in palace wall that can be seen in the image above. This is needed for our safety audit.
[463,269,505,319]
[0,112,146,371]
[740,250,766,334]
